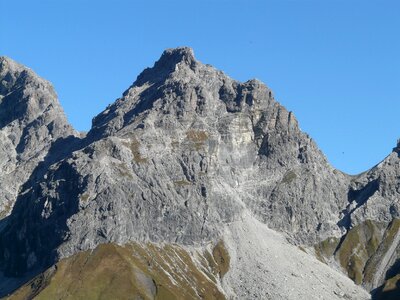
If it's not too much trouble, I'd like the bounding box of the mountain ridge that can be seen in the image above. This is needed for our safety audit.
[0,55,77,219]
[0,48,398,299]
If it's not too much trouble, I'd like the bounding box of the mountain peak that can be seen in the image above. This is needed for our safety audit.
[157,47,195,67]
[0,56,37,79]
[134,47,197,86]
[394,138,400,153]
[0,50,396,299]
[0,55,76,144]
[0,56,31,93]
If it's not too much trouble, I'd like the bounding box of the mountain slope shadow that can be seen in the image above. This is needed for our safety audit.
[372,281,400,300]
[0,135,84,297]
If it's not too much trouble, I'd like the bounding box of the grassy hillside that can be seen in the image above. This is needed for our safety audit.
[6,242,229,300]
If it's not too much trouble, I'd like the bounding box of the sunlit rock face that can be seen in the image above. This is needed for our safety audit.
[0,48,398,299]
[0,57,77,218]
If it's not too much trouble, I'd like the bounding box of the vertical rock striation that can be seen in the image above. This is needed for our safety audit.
[0,57,77,218]
[0,48,398,298]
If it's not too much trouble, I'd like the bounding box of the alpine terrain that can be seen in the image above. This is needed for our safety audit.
[0,48,399,299]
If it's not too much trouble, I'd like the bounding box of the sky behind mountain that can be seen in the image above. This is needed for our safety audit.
[1,0,399,174]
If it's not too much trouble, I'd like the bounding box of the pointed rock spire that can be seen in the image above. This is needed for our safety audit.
[155,47,196,68]
[134,47,197,86]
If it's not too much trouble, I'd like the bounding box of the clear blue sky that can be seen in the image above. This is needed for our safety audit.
[1,0,399,175]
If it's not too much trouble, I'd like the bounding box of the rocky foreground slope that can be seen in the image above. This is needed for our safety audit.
[0,48,398,299]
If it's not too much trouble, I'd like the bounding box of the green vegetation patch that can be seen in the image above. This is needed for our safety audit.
[382,274,400,293]
[281,170,297,184]
[363,219,400,285]
[335,220,384,285]
[203,240,231,280]
[173,180,191,187]
[314,237,340,263]
[124,137,148,164]
[8,244,154,300]
[116,163,134,180]
[382,219,400,247]
[0,201,12,219]
[8,242,226,300]
[375,274,400,300]
[212,241,230,278]
[79,193,90,202]
[186,130,208,150]
[128,243,225,300]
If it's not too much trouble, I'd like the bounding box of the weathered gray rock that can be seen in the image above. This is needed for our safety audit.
[0,48,398,297]
[0,49,351,278]
[0,57,77,219]
[87,46,351,246]
[348,148,400,227]
[331,145,400,291]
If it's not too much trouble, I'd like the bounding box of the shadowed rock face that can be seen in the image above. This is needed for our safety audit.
[86,46,350,246]
[325,150,400,293]
[0,57,77,218]
[0,48,398,298]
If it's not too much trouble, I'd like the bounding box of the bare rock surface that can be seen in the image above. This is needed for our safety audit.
[0,48,399,298]
[330,146,400,292]
[222,212,370,299]
[0,57,77,218]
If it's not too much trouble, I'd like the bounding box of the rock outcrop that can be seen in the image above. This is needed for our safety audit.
[316,145,400,295]
[0,57,77,218]
[0,48,398,299]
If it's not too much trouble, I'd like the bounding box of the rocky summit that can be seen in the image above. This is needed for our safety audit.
[0,48,398,299]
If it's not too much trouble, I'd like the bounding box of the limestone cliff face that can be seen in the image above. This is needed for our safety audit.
[87,47,350,245]
[348,147,400,227]
[325,146,400,292]
[0,57,77,218]
[0,48,350,273]
[0,48,398,298]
